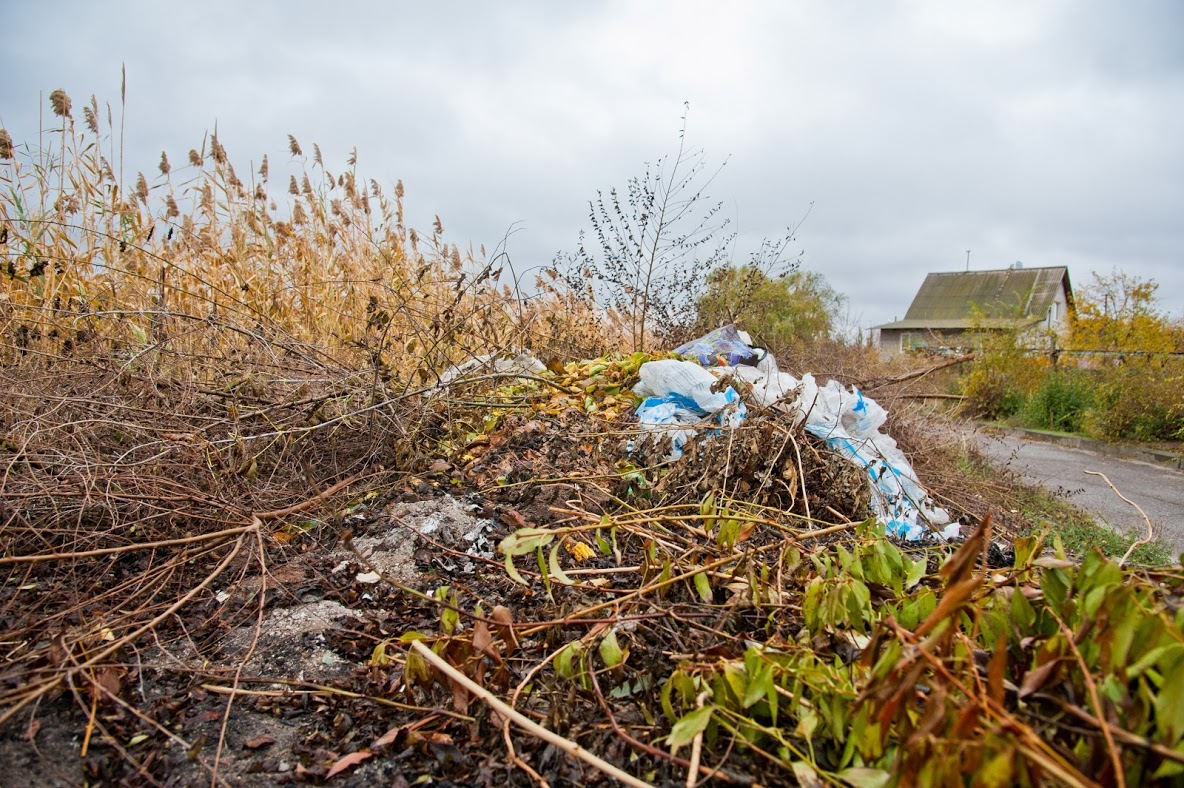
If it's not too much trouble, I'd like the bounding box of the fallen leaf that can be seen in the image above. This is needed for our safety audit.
[244,735,275,750]
[499,510,529,529]
[473,618,500,662]
[326,750,374,779]
[491,605,519,655]
[1018,659,1061,698]
[373,726,404,748]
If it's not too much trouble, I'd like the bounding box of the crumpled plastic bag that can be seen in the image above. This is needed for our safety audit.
[673,323,763,367]
[631,330,956,541]
[632,359,746,460]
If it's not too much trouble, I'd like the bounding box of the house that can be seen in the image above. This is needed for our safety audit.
[872,264,1073,356]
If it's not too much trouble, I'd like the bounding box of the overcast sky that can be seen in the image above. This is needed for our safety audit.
[3,1,1182,331]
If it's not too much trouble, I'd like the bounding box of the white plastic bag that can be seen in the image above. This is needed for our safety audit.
[632,360,745,460]
[631,347,956,540]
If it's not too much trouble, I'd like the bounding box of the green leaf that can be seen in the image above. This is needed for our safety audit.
[499,527,556,556]
[976,748,1015,787]
[803,578,824,632]
[1156,655,1184,743]
[599,629,624,668]
[1010,586,1036,631]
[555,641,584,679]
[693,571,713,603]
[795,700,824,738]
[503,551,529,586]
[1013,535,1039,569]
[435,586,458,634]
[537,547,551,599]
[836,767,891,788]
[905,555,927,589]
[596,527,611,556]
[1153,758,1184,780]
[666,706,713,748]
[547,541,574,585]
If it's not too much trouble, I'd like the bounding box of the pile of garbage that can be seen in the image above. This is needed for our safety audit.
[632,325,957,540]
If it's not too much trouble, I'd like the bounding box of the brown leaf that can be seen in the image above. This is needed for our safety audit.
[939,513,991,586]
[450,676,471,714]
[952,703,981,738]
[500,510,528,529]
[987,632,1008,704]
[1018,659,1061,698]
[326,750,374,779]
[92,667,122,704]
[244,735,275,750]
[914,576,980,639]
[472,618,499,662]
[491,605,518,656]
[372,726,404,748]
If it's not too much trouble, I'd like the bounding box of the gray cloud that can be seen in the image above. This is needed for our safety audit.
[2,0,1181,328]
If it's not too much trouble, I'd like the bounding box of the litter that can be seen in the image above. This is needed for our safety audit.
[673,323,765,367]
[632,359,746,460]
[432,351,545,392]
[633,328,956,541]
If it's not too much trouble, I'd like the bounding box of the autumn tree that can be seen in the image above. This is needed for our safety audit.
[1068,270,1184,440]
[694,264,845,350]
[1069,269,1176,354]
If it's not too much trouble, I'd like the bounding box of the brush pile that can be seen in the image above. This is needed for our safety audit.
[2,96,1183,786]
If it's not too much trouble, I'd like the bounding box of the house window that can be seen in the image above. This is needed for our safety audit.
[900,332,929,352]
[1047,302,1058,327]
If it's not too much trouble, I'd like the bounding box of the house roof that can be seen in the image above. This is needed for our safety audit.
[874,266,1072,331]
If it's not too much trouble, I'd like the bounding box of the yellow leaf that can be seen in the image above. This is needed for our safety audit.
[566,541,596,562]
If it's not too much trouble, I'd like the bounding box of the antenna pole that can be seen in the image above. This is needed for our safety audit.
[965,250,971,271]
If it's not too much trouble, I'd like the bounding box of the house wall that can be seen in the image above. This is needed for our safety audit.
[1046,285,1070,330]
[877,328,972,356]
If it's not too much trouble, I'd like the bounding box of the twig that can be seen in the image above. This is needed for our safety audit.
[211,528,268,788]
[0,523,257,565]
[0,531,249,728]
[1083,470,1155,566]
[410,640,653,788]
[861,353,974,392]
[585,647,744,784]
[251,469,370,521]
[1043,695,1184,766]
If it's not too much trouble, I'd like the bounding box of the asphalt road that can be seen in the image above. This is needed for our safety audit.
[972,430,1184,556]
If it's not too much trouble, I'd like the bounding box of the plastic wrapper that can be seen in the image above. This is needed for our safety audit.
[673,323,763,367]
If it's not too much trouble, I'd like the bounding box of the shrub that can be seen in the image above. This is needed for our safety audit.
[1020,368,1095,433]
[959,329,1045,421]
[1085,360,1184,441]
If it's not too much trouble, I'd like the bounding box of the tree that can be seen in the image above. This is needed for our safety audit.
[551,106,734,351]
[694,264,845,350]
[1070,269,1176,354]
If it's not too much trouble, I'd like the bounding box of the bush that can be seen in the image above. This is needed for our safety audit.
[959,329,1045,421]
[1020,369,1095,433]
[1085,361,1184,441]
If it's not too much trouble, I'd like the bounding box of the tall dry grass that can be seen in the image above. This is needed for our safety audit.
[0,89,625,733]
